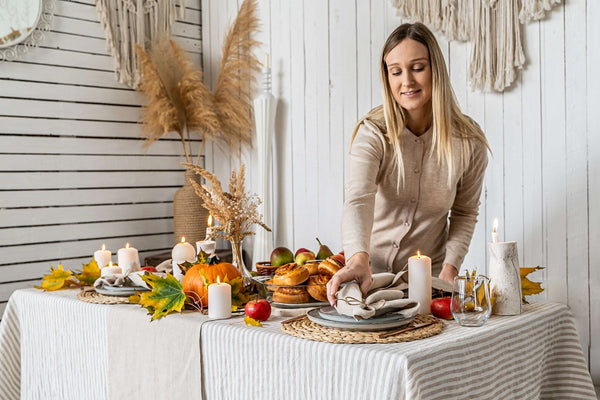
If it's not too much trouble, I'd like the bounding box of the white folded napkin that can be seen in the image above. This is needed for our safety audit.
[334,271,420,320]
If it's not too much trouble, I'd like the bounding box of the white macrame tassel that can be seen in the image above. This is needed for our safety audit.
[389,0,560,92]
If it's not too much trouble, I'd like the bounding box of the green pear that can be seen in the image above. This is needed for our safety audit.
[315,238,333,260]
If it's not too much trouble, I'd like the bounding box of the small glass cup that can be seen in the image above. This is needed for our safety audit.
[451,275,492,327]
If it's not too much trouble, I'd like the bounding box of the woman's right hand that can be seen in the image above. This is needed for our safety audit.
[326,251,372,306]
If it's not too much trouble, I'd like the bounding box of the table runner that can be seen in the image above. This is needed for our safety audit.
[200,302,596,400]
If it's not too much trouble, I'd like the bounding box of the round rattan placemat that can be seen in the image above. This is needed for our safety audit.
[281,313,443,344]
[77,289,131,305]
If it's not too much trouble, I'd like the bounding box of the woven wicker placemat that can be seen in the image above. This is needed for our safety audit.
[77,289,131,305]
[281,313,443,344]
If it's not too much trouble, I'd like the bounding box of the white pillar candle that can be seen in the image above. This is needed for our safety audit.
[492,218,499,243]
[172,237,196,278]
[205,215,213,239]
[408,251,432,315]
[94,243,112,268]
[101,261,122,277]
[117,243,140,274]
[196,240,216,255]
[208,277,231,319]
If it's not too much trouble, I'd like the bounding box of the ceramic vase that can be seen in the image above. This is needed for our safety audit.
[488,241,522,315]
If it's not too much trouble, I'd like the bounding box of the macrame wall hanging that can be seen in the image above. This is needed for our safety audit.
[96,0,186,88]
[389,0,561,92]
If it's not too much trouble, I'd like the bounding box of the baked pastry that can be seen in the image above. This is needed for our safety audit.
[264,278,279,291]
[272,263,309,286]
[272,287,310,303]
[318,256,344,278]
[304,261,319,275]
[307,274,329,301]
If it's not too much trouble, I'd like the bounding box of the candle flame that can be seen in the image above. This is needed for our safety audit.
[493,218,498,233]
[126,243,130,249]
[109,261,113,267]
[101,243,106,251]
[417,250,421,258]
[216,276,221,284]
[208,215,213,227]
[181,236,186,243]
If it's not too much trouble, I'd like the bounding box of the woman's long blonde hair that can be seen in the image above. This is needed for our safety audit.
[352,22,489,187]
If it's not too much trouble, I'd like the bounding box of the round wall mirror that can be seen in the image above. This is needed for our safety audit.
[0,0,53,61]
[0,0,42,48]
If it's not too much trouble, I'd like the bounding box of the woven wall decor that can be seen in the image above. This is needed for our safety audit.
[390,0,561,92]
[95,0,186,88]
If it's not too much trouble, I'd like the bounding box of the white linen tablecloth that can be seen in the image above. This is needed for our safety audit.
[200,302,597,400]
[0,289,596,400]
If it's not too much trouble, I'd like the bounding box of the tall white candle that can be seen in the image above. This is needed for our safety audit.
[196,240,216,255]
[205,215,213,239]
[208,276,231,319]
[94,243,111,268]
[117,243,140,274]
[408,251,432,315]
[101,261,122,277]
[492,218,499,243]
[172,237,196,278]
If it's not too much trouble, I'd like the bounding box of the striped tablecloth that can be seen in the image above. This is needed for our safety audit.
[0,290,596,400]
[201,302,596,400]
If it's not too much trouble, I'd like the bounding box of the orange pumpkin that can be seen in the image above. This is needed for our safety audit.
[182,262,241,307]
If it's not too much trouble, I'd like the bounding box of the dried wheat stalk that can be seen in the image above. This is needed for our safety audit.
[183,163,271,243]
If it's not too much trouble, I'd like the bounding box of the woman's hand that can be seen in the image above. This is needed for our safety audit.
[326,252,372,306]
[438,263,458,284]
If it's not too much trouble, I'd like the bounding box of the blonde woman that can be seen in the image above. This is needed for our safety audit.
[327,23,489,305]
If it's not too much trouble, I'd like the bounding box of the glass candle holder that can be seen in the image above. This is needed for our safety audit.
[451,275,492,327]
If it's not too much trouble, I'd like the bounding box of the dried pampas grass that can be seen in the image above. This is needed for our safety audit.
[136,0,261,164]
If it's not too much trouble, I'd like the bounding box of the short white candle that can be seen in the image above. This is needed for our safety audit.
[408,250,432,315]
[117,243,140,274]
[208,276,231,319]
[94,243,112,268]
[492,218,499,243]
[101,261,122,277]
[196,240,216,255]
[172,237,196,277]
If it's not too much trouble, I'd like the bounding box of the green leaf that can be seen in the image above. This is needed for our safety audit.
[74,258,101,286]
[35,264,74,291]
[138,273,186,321]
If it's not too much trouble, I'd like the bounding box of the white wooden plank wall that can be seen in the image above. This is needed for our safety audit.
[0,0,203,318]
[202,0,600,382]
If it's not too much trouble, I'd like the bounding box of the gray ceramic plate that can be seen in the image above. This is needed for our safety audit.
[317,306,410,324]
[94,285,148,297]
[307,308,414,331]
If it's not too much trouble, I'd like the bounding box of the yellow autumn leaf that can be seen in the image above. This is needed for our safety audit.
[74,258,101,286]
[244,316,262,327]
[520,266,545,303]
[35,264,74,291]
[129,294,141,304]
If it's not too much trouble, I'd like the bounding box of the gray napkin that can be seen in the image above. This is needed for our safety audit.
[94,273,134,288]
[334,271,420,320]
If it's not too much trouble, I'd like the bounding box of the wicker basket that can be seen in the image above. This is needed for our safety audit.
[174,169,209,246]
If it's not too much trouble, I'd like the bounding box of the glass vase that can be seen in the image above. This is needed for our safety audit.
[230,240,252,279]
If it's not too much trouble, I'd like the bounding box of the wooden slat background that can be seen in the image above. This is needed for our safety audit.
[0,0,202,313]
[202,0,599,383]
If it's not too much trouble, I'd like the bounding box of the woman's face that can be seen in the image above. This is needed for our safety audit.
[385,38,432,116]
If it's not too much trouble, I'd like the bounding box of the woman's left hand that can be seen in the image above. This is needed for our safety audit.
[439,263,458,284]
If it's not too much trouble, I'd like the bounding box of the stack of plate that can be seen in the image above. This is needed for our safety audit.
[307,306,414,331]
[94,285,149,297]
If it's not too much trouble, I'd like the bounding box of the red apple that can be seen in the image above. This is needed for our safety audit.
[244,299,271,321]
[431,297,453,320]
[294,247,312,258]
[295,251,316,265]
[331,253,345,266]
[141,266,157,272]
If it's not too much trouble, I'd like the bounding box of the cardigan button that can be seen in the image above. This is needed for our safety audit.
[392,242,399,248]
